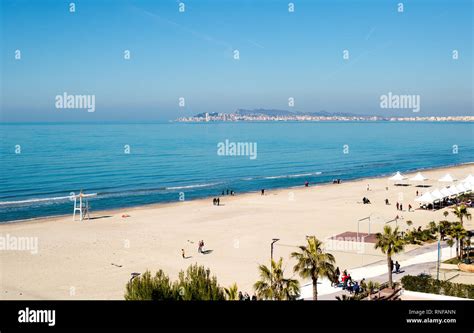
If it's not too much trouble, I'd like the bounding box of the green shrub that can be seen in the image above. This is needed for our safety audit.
[401,274,474,299]
[124,264,227,300]
[173,264,226,300]
[125,270,177,300]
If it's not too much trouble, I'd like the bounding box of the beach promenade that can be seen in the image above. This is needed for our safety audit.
[1,163,473,300]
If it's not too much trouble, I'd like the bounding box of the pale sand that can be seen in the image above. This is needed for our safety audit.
[1,163,473,300]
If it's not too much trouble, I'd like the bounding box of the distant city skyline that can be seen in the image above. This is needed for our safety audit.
[1,0,472,122]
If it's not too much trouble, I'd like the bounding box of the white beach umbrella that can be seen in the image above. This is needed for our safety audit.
[430,189,445,200]
[415,191,435,203]
[438,173,456,182]
[409,172,428,182]
[389,171,407,181]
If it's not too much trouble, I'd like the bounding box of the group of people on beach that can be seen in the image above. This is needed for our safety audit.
[395,202,412,212]
[332,179,342,184]
[212,197,220,206]
[221,189,235,196]
[362,197,371,204]
[181,240,207,259]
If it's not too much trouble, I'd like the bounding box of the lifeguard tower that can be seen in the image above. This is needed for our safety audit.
[72,191,95,221]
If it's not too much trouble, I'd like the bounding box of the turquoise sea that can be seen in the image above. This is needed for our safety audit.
[0,121,473,222]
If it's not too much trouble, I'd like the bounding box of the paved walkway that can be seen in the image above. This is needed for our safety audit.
[300,241,455,300]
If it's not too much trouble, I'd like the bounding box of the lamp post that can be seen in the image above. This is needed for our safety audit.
[270,238,280,290]
[271,238,280,265]
[437,225,441,281]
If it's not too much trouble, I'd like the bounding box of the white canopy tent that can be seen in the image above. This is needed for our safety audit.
[440,187,454,197]
[462,174,474,184]
[463,182,473,191]
[438,173,456,182]
[415,191,436,203]
[430,189,444,201]
[455,183,469,194]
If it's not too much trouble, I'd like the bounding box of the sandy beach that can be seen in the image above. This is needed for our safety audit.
[1,163,473,300]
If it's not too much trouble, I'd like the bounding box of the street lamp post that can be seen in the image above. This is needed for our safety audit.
[437,225,441,280]
[271,238,280,265]
[270,238,280,289]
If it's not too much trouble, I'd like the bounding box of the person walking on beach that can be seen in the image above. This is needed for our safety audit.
[198,241,202,253]
[305,181,309,187]
[261,189,265,195]
[416,190,419,196]
[400,203,403,211]
[396,202,399,210]
[408,204,412,212]
[182,249,186,259]
[217,198,220,206]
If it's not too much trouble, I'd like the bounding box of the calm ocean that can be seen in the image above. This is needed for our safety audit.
[0,121,473,222]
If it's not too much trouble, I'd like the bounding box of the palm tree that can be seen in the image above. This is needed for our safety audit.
[374,226,405,289]
[254,257,300,300]
[452,205,471,259]
[363,280,380,300]
[291,236,336,300]
[224,283,239,300]
[452,204,472,226]
[448,222,468,260]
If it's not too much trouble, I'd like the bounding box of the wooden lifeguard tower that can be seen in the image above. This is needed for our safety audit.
[72,191,95,221]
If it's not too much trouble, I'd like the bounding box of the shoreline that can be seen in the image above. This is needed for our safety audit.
[1,162,473,300]
[3,161,473,226]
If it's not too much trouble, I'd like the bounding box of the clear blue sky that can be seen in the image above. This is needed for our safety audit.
[1,0,472,121]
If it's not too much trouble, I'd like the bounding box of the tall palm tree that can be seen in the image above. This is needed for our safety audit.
[291,236,336,300]
[374,226,405,289]
[253,257,300,300]
[452,204,472,226]
[448,222,468,260]
[452,205,471,259]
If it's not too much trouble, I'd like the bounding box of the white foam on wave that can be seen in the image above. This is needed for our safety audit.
[264,172,322,180]
[166,182,222,190]
[0,193,97,206]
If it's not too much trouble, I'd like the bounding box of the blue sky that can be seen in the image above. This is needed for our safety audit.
[1,0,472,121]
